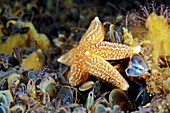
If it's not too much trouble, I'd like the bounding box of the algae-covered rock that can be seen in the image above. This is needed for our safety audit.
[0,34,28,54]
[0,21,51,54]
[21,49,45,70]
[22,22,51,51]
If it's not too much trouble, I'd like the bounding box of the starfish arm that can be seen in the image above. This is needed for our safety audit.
[57,47,78,66]
[89,41,141,60]
[84,52,129,90]
[68,64,90,86]
[79,17,105,45]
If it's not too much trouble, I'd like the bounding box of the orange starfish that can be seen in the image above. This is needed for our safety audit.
[58,17,141,90]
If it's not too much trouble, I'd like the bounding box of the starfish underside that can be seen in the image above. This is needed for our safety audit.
[58,17,141,90]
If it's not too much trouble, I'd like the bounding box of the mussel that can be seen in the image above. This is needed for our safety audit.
[8,73,21,88]
[92,97,110,113]
[39,79,57,98]
[27,79,36,98]
[56,85,73,106]
[109,89,131,111]
[85,90,94,110]
[0,90,14,106]
[0,105,10,113]
[93,104,106,113]
[0,53,19,71]
[10,105,25,113]
[58,106,71,113]
[41,92,50,105]
[79,81,94,91]
[0,77,8,90]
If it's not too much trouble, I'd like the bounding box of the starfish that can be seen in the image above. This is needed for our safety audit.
[58,17,141,90]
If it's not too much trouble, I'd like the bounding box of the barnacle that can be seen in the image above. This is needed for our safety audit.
[151,94,170,112]
[122,27,135,46]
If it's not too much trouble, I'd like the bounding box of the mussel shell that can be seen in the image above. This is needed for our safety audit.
[0,105,10,113]
[18,93,29,103]
[0,94,9,106]
[0,90,14,106]
[112,105,120,113]
[39,67,49,76]
[92,97,110,113]
[10,105,25,113]
[69,103,79,112]
[39,79,57,98]
[27,70,36,79]
[56,85,73,106]
[41,92,50,105]
[0,77,8,90]
[12,47,23,64]
[0,106,5,113]
[72,106,86,113]
[135,88,151,106]
[93,81,102,96]
[109,89,130,111]
[7,73,21,87]
[58,106,71,113]
[94,104,106,113]
[94,97,110,108]
[17,83,26,92]
[26,99,39,109]
[0,54,19,70]
[26,108,38,113]
[27,79,36,98]
[85,91,94,110]
[125,54,149,77]
[36,106,51,112]
[79,81,94,91]
[34,77,42,85]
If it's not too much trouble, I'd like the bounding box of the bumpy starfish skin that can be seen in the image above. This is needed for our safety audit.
[90,41,141,60]
[68,64,90,86]
[84,51,129,90]
[58,17,141,90]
